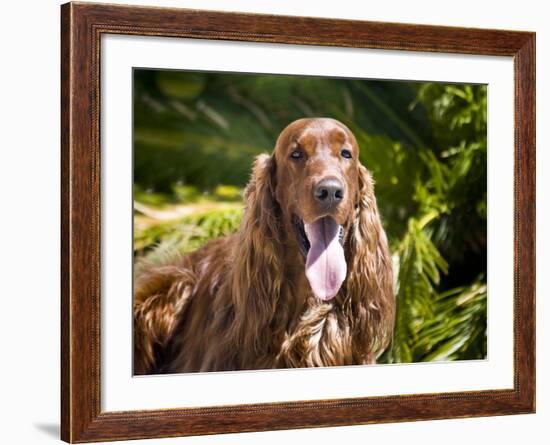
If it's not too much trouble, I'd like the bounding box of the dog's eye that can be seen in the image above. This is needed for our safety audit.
[341,149,352,159]
[290,150,304,160]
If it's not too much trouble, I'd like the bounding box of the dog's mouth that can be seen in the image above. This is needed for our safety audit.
[293,215,346,301]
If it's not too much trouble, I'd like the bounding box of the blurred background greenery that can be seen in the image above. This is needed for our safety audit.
[133,69,487,364]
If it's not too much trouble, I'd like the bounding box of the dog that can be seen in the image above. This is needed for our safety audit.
[134,117,395,374]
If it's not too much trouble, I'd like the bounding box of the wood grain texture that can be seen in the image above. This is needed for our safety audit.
[60,2,536,442]
[60,4,71,441]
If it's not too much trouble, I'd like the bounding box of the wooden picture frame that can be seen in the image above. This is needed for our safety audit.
[61,2,535,442]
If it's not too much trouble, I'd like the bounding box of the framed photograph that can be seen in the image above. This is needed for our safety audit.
[61,2,535,442]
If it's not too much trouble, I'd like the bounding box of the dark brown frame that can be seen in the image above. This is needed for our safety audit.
[61,1,536,442]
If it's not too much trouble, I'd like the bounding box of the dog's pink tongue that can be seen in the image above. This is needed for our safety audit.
[304,217,346,301]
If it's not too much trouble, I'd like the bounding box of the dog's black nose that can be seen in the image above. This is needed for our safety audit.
[314,178,344,209]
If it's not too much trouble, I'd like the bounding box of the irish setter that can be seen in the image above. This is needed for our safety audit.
[134,117,395,374]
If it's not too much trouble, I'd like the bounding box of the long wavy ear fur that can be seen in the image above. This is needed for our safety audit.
[227,154,284,367]
[345,163,395,360]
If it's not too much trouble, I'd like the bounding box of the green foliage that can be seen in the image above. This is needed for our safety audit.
[416,281,487,361]
[133,71,431,192]
[381,83,487,363]
[135,203,243,256]
[386,212,448,363]
[133,71,487,364]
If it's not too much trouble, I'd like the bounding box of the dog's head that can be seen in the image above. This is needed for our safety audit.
[272,118,361,300]
[242,117,390,303]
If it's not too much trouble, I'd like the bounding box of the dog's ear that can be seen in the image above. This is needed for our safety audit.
[226,154,283,364]
[242,154,280,242]
[345,163,395,360]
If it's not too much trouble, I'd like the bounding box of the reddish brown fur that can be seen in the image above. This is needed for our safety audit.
[133,118,395,374]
